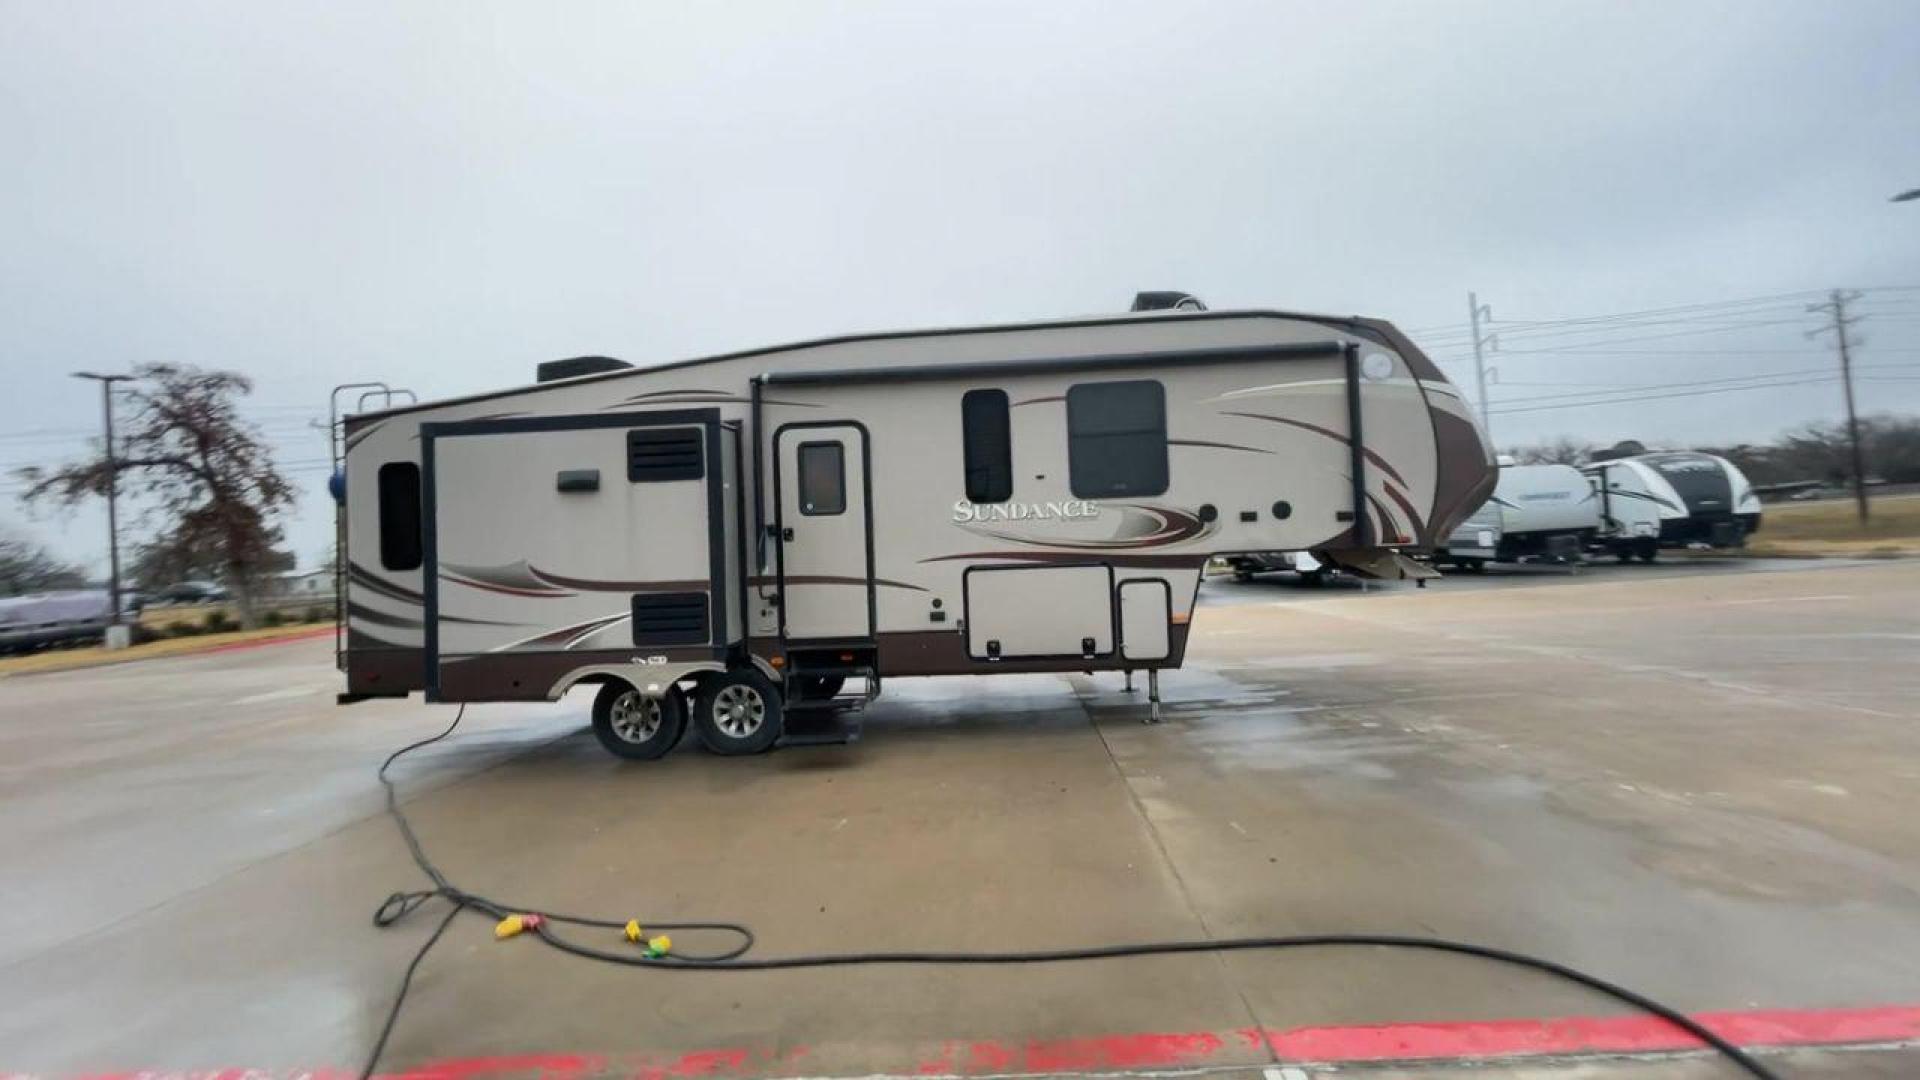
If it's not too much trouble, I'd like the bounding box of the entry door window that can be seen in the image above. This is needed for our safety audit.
[798,441,846,515]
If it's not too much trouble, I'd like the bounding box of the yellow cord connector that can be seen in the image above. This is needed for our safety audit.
[646,934,672,958]
[494,913,545,939]
[624,919,644,943]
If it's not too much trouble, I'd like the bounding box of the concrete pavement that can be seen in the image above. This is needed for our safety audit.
[1,561,1917,1077]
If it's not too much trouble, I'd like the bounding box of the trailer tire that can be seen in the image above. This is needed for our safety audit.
[591,681,686,761]
[694,668,784,755]
[1636,540,1658,563]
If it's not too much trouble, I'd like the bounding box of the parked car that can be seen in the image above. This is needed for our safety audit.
[155,580,228,604]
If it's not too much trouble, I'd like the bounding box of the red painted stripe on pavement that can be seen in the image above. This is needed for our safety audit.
[1263,1002,1920,1062]
[196,625,335,655]
[13,1003,1920,1080]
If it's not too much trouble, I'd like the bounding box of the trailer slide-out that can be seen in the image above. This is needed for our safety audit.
[336,294,1496,759]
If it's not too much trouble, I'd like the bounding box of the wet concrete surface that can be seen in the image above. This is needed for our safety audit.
[1,560,1917,1077]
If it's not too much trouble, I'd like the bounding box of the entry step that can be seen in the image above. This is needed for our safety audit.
[778,710,863,748]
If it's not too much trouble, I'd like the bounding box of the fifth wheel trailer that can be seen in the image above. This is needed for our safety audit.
[336,299,1496,759]
[1582,452,1761,561]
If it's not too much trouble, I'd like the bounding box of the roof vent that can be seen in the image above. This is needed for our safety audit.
[1130,291,1208,312]
[536,355,632,383]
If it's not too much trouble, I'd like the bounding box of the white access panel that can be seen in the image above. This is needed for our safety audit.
[1117,579,1171,662]
[965,564,1114,659]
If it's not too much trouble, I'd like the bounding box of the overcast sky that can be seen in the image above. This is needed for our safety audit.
[4,0,1918,575]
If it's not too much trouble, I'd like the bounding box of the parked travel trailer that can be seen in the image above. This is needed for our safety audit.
[336,297,1496,759]
[1437,497,1501,570]
[1582,452,1761,561]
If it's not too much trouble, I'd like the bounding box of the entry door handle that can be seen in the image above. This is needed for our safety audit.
[782,527,795,542]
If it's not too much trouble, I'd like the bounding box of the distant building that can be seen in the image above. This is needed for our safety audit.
[279,568,332,597]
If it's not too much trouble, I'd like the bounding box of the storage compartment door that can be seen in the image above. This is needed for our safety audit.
[965,564,1114,660]
[427,417,725,700]
[1117,579,1171,663]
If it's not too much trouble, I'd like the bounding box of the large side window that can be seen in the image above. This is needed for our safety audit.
[961,388,1013,503]
[797,441,846,516]
[377,462,423,571]
[1066,380,1168,498]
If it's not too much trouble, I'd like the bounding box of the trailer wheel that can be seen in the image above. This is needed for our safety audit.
[1636,540,1659,563]
[591,681,686,761]
[694,668,784,755]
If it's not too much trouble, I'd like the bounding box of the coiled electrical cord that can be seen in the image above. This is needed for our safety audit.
[365,707,1782,1080]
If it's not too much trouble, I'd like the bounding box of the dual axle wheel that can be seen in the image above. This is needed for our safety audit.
[590,668,785,760]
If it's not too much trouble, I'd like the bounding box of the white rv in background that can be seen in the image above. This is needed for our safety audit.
[335,296,1495,760]
[1440,462,1599,568]
[1582,452,1761,561]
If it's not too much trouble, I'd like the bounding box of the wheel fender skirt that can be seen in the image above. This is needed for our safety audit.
[551,660,725,699]
[1321,547,1441,581]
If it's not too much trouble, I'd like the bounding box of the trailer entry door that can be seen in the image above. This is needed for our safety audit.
[775,424,873,641]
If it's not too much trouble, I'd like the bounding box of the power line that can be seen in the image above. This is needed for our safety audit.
[1488,376,1835,416]
[1489,369,1834,406]
[1429,317,1818,363]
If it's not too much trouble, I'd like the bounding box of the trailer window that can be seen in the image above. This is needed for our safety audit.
[961,389,1013,503]
[797,441,846,515]
[377,462,423,571]
[1066,380,1168,498]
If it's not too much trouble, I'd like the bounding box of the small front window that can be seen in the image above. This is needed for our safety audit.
[377,462,423,571]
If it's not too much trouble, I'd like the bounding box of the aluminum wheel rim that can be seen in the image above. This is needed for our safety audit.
[608,691,663,744]
[712,684,765,739]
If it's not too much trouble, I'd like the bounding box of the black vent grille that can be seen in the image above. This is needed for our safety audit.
[627,428,704,482]
[631,591,710,647]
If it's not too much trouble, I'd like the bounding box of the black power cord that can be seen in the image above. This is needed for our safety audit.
[365,708,1783,1080]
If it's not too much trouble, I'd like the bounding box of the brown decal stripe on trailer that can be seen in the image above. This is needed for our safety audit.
[1380,483,1428,543]
[1167,438,1274,455]
[483,612,634,653]
[348,562,424,605]
[1427,409,1499,539]
[1365,493,1410,545]
[437,648,715,702]
[439,560,576,598]
[349,602,526,631]
[1218,411,1410,487]
[746,574,929,593]
[877,625,1192,676]
[921,551,1212,569]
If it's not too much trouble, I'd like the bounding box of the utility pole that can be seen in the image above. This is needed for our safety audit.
[1467,291,1497,440]
[1807,290,1869,522]
[71,371,134,634]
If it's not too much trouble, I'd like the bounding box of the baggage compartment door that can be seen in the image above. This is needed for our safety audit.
[965,564,1115,660]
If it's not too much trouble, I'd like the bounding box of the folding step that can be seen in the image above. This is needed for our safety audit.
[777,708,863,748]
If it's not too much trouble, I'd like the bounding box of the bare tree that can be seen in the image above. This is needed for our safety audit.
[1507,436,1596,466]
[16,364,294,627]
[0,528,86,596]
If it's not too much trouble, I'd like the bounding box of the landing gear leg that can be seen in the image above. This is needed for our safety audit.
[1145,668,1161,725]
[1124,669,1135,693]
